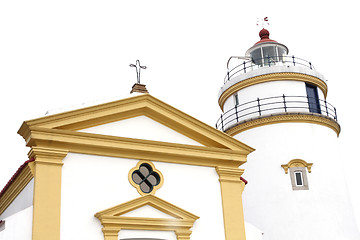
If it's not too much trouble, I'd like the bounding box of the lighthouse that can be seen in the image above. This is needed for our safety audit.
[216,28,360,239]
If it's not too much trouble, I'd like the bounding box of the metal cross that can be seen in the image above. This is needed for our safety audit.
[129,60,147,84]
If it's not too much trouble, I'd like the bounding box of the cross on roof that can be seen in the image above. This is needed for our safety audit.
[130,60,147,84]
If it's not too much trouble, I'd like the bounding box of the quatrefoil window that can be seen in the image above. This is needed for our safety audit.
[129,161,163,195]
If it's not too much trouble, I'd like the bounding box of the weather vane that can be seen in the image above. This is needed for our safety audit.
[129,60,147,84]
[256,17,270,28]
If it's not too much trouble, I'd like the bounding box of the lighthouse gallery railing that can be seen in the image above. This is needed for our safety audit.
[215,95,337,132]
[224,56,314,84]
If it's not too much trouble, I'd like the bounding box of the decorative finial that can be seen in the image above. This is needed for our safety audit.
[256,17,270,28]
[129,60,147,84]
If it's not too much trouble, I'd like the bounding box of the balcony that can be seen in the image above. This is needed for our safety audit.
[224,56,316,84]
[215,95,337,132]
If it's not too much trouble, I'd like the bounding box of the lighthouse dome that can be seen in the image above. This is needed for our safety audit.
[256,28,276,44]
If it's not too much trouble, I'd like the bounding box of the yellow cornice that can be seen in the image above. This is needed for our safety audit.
[218,72,328,111]
[18,94,254,152]
[22,126,248,168]
[0,163,34,215]
[225,113,340,136]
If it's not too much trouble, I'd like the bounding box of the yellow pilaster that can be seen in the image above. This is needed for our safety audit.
[216,167,246,240]
[28,147,68,240]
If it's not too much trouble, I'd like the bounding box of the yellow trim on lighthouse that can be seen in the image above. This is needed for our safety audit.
[225,113,340,136]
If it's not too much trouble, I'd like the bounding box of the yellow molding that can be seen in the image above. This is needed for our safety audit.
[128,161,164,196]
[101,216,195,228]
[95,195,199,220]
[22,126,248,168]
[0,164,34,215]
[95,195,199,240]
[281,159,313,174]
[225,113,340,136]
[218,72,328,111]
[18,94,254,152]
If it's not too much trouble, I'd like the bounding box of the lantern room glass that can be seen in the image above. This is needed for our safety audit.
[250,45,287,67]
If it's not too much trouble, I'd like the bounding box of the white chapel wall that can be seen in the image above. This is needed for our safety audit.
[0,179,33,220]
[0,206,32,240]
[60,153,225,240]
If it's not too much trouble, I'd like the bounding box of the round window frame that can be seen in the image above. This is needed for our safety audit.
[128,160,164,196]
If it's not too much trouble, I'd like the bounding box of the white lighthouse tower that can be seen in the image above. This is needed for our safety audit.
[216,28,360,240]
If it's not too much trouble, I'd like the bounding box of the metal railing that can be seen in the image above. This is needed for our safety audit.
[215,95,337,132]
[224,56,314,84]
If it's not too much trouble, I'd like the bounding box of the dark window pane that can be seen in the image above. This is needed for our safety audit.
[306,83,321,114]
[234,94,239,106]
[295,172,303,186]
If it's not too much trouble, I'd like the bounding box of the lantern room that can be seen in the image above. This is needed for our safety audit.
[245,28,289,66]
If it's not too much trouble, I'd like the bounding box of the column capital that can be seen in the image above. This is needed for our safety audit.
[216,166,244,183]
[28,147,68,165]
[102,227,120,240]
[175,229,192,240]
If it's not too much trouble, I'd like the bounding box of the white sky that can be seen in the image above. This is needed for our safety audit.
[0,0,359,231]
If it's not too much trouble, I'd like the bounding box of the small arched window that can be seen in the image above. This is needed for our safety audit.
[281,159,312,191]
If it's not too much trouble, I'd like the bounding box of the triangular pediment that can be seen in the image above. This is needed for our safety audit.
[18,94,253,152]
[120,204,176,219]
[95,195,199,221]
[78,115,204,146]
[94,195,199,236]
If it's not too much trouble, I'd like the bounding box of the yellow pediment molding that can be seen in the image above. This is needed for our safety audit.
[17,94,254,168]
[95,195,198,220]
[281,159,313,174]
[18,94,254,152]
[94,195,199,240]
